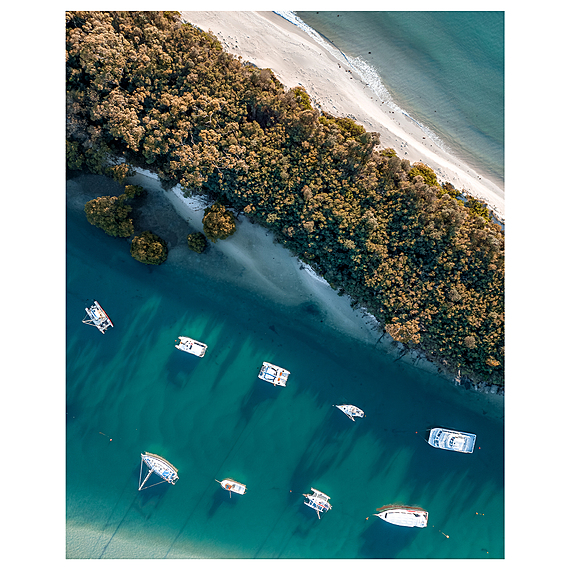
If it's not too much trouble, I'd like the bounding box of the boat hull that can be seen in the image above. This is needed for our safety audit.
[258,361,290,386]
[375,507,428,528]
[428,427,476,453]
[175,336,207,357]
[219,478,246,495]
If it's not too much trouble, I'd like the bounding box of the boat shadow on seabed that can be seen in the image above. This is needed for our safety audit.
[357,516,417,559]
[164,349,201,389]
[130,464,171,516]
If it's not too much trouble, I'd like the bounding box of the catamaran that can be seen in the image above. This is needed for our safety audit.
[303,488,332,519]
[138,452,179,491]
[334,404,365,421]
[82,300,113,333]
[427,427,477,453]
[258,361,290,387]
[374,506,428,528]
[175,336,207,357]
[216,478,247,497]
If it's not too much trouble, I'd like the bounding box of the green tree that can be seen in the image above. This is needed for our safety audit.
[84,194,134,237]
[187,232,208,253]
[202,203,237,242]
[130,231,168,265]
[408,162,438,187]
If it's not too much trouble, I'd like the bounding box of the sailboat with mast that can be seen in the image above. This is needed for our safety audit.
[138,452,179,491]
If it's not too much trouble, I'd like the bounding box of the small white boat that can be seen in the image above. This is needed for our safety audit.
[175,336,207,357]
[374,506,428,528]
[138,452,179,490]
[82,300,113,333]
[427,427,476,453]
[216,478,247,497]
[258,361,290,387]
[335,404,365,421]
[303,488,332,519]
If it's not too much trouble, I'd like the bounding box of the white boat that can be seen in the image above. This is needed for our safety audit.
[138,452,179,490]
[335,404,365,421]
[303,488,332,519]
[427,427,476,453]
[216,478,247,497]
[258,361,290,387]
[374,506,428,528]
[175,336,207,357]
[82,300,113,333]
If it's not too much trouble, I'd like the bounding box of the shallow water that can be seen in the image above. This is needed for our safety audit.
[66,175,504,558]
[285,11,504,187]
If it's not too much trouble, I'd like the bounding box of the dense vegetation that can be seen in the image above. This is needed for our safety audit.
[84,192,134,237]
[202,203,237,242]
[130,230,168,265]
[187,232,208,253]
[66,11,504,384]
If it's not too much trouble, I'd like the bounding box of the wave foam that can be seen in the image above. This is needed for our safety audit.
[273,11,449,152]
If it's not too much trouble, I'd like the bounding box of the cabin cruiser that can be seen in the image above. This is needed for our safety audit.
[427,427,476,453]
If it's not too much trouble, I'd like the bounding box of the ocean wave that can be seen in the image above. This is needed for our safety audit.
[273,11,449,153]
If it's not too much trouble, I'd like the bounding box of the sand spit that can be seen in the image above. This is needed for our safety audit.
[181,11,504,221]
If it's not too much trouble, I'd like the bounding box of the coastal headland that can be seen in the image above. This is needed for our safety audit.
[182,11,505,221]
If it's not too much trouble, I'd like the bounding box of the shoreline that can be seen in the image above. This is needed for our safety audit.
[127,167,504,407]
[181,11,505,221]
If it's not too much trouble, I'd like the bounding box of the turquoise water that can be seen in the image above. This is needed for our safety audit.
[66,175,504,558]
[284,11,504,186]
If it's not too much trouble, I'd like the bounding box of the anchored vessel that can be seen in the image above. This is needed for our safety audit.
[258,362,290,387]
[82,300,113,334]
[303,488,332,519]
[216,478,247,497]
[138,452,179,490]
[175,336,207,357]
[335,404,365,421]
[427,427,477,453]
[374,506,429,528]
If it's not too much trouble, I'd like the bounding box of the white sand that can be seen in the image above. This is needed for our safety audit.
[130,167,396,352]
[181,10,505,221]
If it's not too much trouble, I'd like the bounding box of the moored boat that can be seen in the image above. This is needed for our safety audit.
[175,336,207,357]
[216,478,247,497]
[427,427,476,453]
[82,300,113,334]
[258,361,290,387]
[335,404,365,421]
[303,488,332,519]
[138,452,179,490]
[374,506,428,528]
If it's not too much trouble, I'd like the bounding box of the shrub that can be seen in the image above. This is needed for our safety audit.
[202,203,237,242]
[84,195,134,237]
[187,232,208,253]
[130,231,168,265]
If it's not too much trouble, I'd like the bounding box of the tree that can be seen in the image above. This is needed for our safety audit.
[84,194,134,237]
[130,231,168,264]
[202,203,237,242]
[187,232,208,253]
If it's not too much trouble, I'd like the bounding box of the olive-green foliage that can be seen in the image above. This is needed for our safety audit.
[66,11,505,383]
[466,197,492,223]
[130,231,168,264]
[106,163,134,183]
[84,194,134,237]
[408,162,438,187]
[187,232,208,253]
[124,184,145,199]
[202,203,236,242]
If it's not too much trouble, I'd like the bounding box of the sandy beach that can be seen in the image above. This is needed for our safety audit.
[181,11,505,221]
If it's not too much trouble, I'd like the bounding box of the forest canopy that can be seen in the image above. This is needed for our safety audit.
[66,11,505,384]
